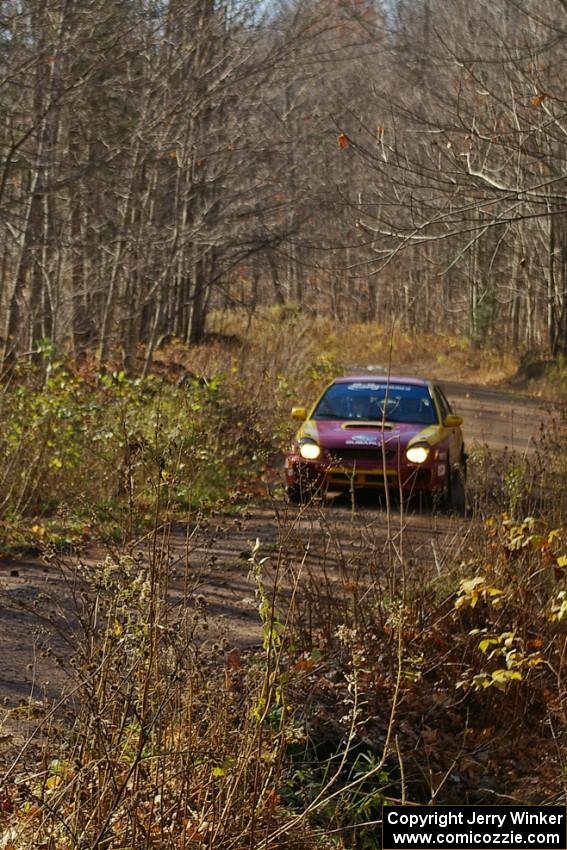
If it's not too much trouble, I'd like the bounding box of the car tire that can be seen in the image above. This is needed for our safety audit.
[287,485,308,505]
[455,449,468,511]
[441,453,466,513]
[437,463,452,512]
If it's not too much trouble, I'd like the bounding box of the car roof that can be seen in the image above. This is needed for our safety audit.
[333,375,430,387]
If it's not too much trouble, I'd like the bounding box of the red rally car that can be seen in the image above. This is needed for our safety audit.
[285,375,466,505]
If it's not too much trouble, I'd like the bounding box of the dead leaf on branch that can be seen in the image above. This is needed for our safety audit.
[531,93,549,107]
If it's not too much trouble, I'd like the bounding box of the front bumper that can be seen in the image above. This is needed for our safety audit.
[285,454,447,494]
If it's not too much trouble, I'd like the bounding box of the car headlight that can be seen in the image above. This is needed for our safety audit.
[299,440,321,460]
[406,444,430,464]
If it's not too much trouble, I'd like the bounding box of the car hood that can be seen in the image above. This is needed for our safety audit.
[296,419,444,450]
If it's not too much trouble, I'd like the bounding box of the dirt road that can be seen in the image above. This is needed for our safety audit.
[0,381,554,722]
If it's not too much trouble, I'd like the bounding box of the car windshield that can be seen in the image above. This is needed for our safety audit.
[312,382,438,425]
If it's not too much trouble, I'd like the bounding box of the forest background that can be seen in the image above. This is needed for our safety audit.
[2,0,567,368]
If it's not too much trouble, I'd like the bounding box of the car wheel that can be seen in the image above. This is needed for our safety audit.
[287,485,309,505]
[455,449,468,511]
[441,454,466,513]
[439,462,452,511]
[460,448,468,482]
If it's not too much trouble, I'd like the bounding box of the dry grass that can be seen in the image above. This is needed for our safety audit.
[204,308,519,382]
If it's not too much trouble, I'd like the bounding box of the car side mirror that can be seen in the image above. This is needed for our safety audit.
[443,414,463,428]
[291,406,308,421]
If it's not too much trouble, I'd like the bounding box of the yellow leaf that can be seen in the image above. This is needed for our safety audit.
[45,775,62,790]
[460,576,485,594]
[492,669,522,683]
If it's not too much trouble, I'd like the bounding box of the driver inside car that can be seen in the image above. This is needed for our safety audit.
[350,395,369,419]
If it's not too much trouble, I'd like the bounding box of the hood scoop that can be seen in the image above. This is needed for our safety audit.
[342,421,393,430]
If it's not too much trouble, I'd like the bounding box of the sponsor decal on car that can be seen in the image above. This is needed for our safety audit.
[345,434,379,445]
[347,382,415,392]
